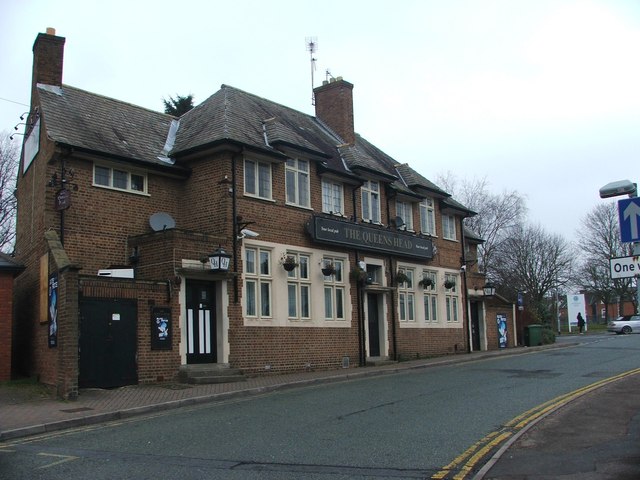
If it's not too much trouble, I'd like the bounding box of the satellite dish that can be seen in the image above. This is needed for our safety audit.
[395,216,405,230]
[149,212,176,232]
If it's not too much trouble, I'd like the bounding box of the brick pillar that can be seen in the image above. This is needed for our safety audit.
[56,267,79,399]
[0,273,14,381]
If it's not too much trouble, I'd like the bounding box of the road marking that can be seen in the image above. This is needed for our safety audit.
[432,367,640,479]
[37,452,78,469]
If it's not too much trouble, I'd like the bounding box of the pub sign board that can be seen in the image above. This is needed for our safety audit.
[307,216,434,260]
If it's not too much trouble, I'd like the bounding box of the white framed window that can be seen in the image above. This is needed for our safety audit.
[322,180,344,215]
[419,198,436,236]
[323,257,345,321]
[398,268,415,322]
[286,253,311,320]
[244,159,272,199]
[396,201,413,230]
[285,158,310,207]
[421,270,438,322]
[245,248,272,318]
[93,165,147,194]
[444,273,459,322]
[361,180,381,223]
[442,214,457,240]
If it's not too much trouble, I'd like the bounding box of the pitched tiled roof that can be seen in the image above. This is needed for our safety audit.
[37,84,181,169]
[36,81,473,214]
[173,85,340,164]
[394,164,449,197]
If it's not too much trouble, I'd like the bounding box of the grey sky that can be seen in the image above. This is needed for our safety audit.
[2,0,639,243]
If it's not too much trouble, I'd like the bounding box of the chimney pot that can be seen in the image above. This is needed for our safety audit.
[46,27,56,35]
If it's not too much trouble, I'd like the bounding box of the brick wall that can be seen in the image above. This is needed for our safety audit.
[79,277,182,383]
[0,273,14,381]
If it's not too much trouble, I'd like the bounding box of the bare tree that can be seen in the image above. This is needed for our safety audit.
[493,224,575,323]
[436,172,527,277]
[577,202,635,318]
[0,132,18,253]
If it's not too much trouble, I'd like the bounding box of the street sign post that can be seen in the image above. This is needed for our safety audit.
[618,197,640,243]
[610,256,640,279]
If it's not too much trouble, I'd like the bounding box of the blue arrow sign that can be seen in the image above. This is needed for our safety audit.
[618,197,640,243]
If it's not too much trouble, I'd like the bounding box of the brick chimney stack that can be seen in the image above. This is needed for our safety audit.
[313,77,355,144]
[31,28,65,102]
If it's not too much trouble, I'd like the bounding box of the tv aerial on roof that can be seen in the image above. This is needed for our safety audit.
[306,36,318,105]
[149,212,176,232]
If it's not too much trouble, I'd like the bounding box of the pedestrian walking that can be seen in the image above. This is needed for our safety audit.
[577,312,585,334]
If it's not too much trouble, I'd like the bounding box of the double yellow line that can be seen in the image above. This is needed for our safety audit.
[432,368,640,480]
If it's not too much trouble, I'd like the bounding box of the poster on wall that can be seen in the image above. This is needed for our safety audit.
[48,273,58,348]
[497,314,507,348]
[151,307,172,350]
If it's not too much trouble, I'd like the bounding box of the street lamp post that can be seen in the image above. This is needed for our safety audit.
[599,179,640,314]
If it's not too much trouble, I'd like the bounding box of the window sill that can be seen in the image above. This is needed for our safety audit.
[92,184,150,196]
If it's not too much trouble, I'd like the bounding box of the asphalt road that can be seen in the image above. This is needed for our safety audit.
[2,333,639,480]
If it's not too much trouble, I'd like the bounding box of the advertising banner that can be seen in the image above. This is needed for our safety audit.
[567,293,587,333]
[497,314,507,348]
[48,273,58,348]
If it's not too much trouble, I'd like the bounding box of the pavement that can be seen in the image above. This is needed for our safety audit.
[1,342,639,479]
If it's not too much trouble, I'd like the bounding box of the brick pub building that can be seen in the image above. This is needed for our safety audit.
[13,29,515,398]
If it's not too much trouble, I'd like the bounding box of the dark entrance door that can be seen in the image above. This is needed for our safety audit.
[79,298,138,389]
[471,302,481,351]
[186,281,217,364]
[367,293,381,357]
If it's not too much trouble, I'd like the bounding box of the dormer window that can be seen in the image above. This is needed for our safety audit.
[442,214,457,240]
[285,158,310,208]
[244,158,272,200]
[361,180,381,223]
[396,201,413,231]
[420,197,436,236]
[93,164,147,194]
[322,179,344,215]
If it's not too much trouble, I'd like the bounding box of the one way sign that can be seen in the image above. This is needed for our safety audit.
[618,197,640,243]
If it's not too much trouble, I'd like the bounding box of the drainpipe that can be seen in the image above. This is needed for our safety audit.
[389,256,398,361]
[461,218,471,353]
[231,153,239,303]
[352,185,366,366]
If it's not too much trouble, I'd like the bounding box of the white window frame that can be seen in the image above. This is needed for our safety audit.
[286,252,311,321]
[442,214,457,240]
[285,158,310,208]
[93,164,147,195]
[421,270,438,323]
[322,180,344,216]
[396,200,413,231]
[419,197,436,236]
[444,273,459,322]
[361,180,381,223]
[323,257,345,321]
[244,158,273,200]
[398,268,415,322]
[244,247,272,319]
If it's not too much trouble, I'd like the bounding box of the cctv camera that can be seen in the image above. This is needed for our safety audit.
[240,228,259,238]
[599,180,637,199]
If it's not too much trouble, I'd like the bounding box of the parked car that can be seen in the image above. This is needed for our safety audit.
[607,315,640,334]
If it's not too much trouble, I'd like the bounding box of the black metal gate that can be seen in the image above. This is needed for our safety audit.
[79,298,138,388]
